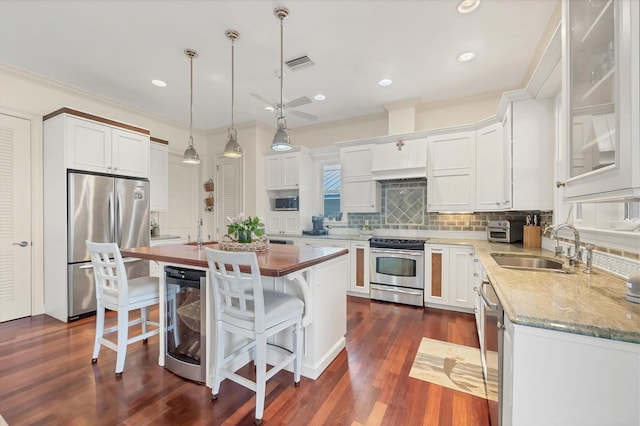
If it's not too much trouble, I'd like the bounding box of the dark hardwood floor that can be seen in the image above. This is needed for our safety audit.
[0,297,489,425]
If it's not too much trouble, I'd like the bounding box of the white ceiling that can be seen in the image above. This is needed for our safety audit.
[0,0,557,132]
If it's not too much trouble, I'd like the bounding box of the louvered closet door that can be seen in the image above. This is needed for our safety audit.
[0,114,32,322]
[216,155,243,239]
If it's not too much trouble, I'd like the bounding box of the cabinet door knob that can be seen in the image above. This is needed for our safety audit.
[556,181,566,188]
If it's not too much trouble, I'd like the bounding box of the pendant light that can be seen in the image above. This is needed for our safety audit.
[271,7,293,152]
[183,49,201,164]
[223,30,243,158]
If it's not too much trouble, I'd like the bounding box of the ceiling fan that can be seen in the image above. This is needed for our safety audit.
[250,92,318,121]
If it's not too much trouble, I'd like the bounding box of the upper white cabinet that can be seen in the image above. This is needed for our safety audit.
[264,148,312,234]
[150,139,169,211]
[265,152,302,190]
[340,144,381,213]
[371,137,427,180]
[508,99,555,210]
[427,131,476,212]
[62,113,149,178]
[476,123,508,211]
[562,0,640,201]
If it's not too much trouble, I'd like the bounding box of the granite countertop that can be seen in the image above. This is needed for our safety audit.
[430,239,640,344]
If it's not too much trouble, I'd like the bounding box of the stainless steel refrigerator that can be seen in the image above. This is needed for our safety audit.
[67,171,150,320]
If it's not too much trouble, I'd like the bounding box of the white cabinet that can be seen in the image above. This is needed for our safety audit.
[265,152,301,190]
[266,212,299,235]
[424,244,475,311]
[340,145,381,213]
[507,99,554,210]
[561,0,640,202]
[371,138,427,180]
[427,131,476,212]
[65,115,149,178]
[150,140,169,211]
[476,123,509,211]
[502,315,639,426]
[349,241,369,295]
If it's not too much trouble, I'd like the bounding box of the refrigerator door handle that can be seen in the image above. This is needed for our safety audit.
[116,192,123,246]
[108,191,115,243]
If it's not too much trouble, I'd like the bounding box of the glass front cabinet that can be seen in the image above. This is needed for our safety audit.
[562,0,639,201]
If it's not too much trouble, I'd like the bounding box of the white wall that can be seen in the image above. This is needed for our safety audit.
[0,64,208,312]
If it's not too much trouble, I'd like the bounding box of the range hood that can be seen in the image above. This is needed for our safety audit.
[371,138,427,180]
[370,100,427,180]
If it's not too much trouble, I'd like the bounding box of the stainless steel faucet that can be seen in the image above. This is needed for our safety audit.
[196,218,203,247]
[550,223,582,266]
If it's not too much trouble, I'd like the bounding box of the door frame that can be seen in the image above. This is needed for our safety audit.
[1,107,44,316]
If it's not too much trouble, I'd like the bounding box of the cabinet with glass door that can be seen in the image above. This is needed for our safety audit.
[562,0,640,201]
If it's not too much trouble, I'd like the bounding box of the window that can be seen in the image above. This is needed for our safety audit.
[323,165,341,219]
[624,201,640,220]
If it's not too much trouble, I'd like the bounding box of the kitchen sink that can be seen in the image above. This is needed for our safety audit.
[490,253,568,273]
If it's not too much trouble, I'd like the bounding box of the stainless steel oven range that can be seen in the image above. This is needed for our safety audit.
[369,237,427,307]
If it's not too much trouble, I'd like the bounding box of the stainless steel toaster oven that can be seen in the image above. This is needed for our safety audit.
[487,220,524,243]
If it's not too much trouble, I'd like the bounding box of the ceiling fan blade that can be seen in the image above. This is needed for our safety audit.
[250,92,274,106]
[285,96,312,108]
[290,110,318,121]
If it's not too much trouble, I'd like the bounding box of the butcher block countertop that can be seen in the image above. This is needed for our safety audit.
[121,242,348,277]
[428,239,640,344]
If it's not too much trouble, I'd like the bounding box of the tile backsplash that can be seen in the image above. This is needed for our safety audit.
[344,178,552,232]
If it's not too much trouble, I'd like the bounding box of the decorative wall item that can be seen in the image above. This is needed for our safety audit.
[204,179,214,211]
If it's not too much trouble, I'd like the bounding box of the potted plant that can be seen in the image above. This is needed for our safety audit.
[226,213,264,243]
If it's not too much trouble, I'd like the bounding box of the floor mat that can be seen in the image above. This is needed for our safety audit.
[409,337,496,401]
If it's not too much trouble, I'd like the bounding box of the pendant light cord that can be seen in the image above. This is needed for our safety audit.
[189,53,194,143]
[279,15,284,121]
[231,37,235,129]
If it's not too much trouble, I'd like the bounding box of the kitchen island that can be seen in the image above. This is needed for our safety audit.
[122,242,349,384]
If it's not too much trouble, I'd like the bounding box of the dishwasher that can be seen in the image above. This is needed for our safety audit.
[164,266,207,383]
[480,278,503,426]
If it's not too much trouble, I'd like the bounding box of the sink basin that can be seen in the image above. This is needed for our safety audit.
[491,253,568,273]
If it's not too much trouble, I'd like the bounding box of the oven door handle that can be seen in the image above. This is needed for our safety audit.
[370,248,423,257]
[371,285,423,296]
[479,280,498,312]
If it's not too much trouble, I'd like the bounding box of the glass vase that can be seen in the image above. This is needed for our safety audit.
[237,230,252,243]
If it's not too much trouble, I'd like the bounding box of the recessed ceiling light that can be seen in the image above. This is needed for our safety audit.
[458,52,476,62]
[378,79,393,87]
[265,106,275,112]
[458,0,480,14]
[152,79,167,87]
[314,94,326,101]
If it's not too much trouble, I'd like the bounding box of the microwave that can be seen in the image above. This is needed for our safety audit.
[274,196,299,211]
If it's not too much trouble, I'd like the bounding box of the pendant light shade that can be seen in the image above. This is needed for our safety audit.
[183,49,201,164]
[271,7,293,152]
[224,30,243,158]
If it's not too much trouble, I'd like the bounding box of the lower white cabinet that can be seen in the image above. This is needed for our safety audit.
[266,213,299,235]
[503,315,639,426]
[424,244,475,311]
[472,256,485,347]
[349,241,369,295]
